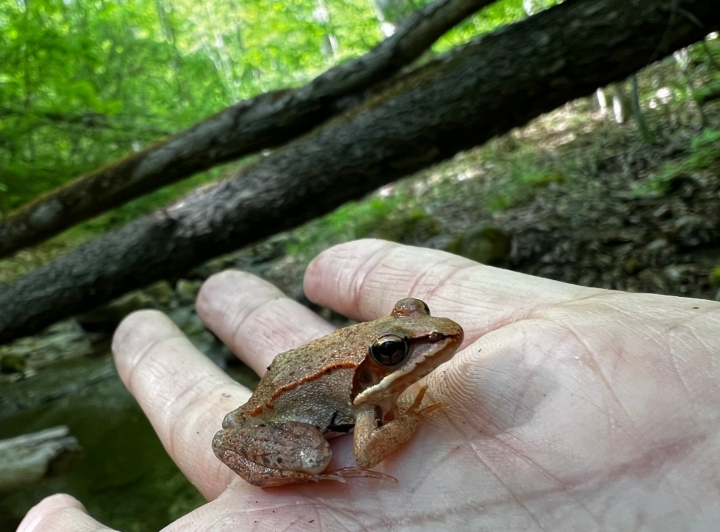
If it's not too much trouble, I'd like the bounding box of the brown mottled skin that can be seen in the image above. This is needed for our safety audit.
[212,298,463,487]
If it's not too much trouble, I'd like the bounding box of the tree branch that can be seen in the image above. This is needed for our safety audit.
[0,0,496,258]
[1,0,719,344]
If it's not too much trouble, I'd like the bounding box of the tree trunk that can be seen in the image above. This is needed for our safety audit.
[630,75,655,141]
[612,81,632,124]
[0,0,495,259]
[1,0,719,345]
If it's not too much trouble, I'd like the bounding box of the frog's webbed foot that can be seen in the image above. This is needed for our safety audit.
[216,452,329,487]
[320,466,397,483]
[215,451,395,487]
[404,385,448,418]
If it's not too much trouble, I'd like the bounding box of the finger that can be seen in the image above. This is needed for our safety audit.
[17,494,115,532]
[304,239,597,343]
[197,270,335,375]
[112,310,246,500]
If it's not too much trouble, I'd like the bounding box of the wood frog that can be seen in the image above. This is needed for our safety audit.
[212,298,463,487]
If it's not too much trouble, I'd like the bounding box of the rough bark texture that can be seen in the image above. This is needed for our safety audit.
[1,0,720,345]
[0,0,494,259]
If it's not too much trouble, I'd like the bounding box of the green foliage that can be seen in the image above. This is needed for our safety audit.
[445,225,511,265]
[285,140,566,261]
[286,191,449,265]
[0,0,381,215]
[696,79,720,105]
[434,0,559,52]
[0,354,26,374]
[633,128,720,197]
[0,0,539,218]
[687,128,720,167]
[286,195,400,256]
[0,0,544,291]
[484,150,565,212]
[369,207,442,244]
[710,264,720,289]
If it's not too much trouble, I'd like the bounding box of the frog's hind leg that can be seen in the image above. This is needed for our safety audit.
[323,466,397,483]
[216,452,395,487]
[213,421,336,487]
[216,452,335,487]
[353,385,446,470]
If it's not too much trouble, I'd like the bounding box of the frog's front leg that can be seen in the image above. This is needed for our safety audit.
[353,386,445,469]
[213,421,335,487]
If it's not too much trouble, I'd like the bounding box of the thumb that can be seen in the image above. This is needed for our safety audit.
[18,494,117,532]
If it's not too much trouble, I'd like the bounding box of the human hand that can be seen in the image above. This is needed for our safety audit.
[20,240,720,531]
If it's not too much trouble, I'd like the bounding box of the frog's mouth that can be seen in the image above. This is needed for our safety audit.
[352,326,462,406]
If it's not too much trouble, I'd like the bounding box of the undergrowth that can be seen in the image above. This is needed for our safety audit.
[633,127,720,197]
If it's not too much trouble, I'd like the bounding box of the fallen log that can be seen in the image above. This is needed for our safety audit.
[0,0,495,258]
[1,0,719,344]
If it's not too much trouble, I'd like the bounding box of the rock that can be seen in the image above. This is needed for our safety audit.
[645,238,668,252]
[663,265,683,282]
[0,426,80,491]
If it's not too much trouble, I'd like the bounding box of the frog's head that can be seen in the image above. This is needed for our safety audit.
[352,298,463,408]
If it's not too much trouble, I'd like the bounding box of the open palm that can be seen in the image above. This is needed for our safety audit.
[20,240,720,531]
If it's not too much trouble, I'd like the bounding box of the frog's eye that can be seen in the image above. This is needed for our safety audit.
[369,334,409,366]
[420,300,431,315]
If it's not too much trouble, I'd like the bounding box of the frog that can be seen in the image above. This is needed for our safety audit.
[212,297,464,487]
